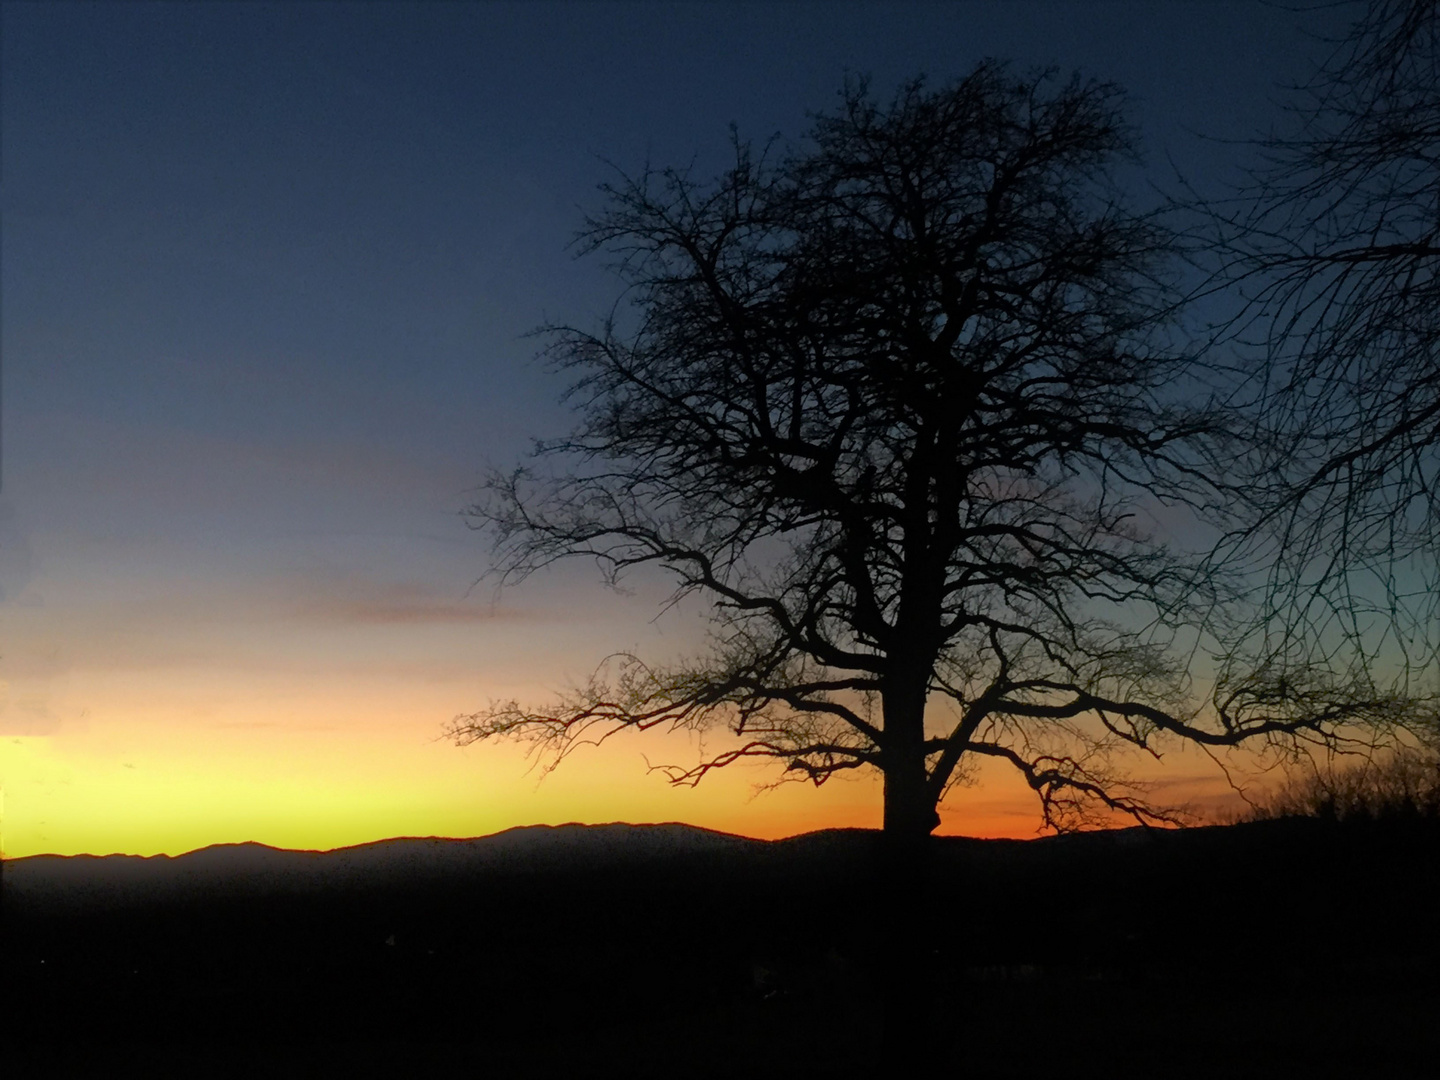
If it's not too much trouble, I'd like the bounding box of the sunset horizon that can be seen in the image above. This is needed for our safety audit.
[0,2,1404,864]
[6,4,1437,1074]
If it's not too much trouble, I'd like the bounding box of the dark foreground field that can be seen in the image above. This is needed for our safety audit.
[4,819,1437,1077]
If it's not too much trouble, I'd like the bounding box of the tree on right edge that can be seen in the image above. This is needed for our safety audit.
[1209,0,1440,697]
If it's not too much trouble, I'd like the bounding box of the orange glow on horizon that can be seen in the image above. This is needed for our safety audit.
[1,705,1246,859]
[0,641,1251,859]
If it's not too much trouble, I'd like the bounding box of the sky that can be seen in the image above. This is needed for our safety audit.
[0,1,1358,857]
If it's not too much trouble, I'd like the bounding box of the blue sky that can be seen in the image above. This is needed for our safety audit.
[0,1,1356,854]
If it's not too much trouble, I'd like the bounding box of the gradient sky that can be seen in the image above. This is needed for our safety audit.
[1,1,1355,857]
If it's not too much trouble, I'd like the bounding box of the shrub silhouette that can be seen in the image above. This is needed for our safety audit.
[1241,749,1440,822]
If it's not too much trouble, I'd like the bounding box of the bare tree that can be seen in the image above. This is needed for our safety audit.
[1205,0,1440,691]
[450,64,1414,846]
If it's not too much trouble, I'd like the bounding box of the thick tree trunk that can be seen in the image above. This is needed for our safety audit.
[882,674,941,839]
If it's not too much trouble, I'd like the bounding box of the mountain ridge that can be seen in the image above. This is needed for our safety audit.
[1,820,773,909]
[6,819,760,862]
[0,818,1279,912]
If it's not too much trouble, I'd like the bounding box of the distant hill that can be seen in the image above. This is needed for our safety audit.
[8,815,1437,921]
[2,821,761,910]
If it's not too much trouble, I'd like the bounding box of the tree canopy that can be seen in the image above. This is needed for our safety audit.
[450,63,1419,839]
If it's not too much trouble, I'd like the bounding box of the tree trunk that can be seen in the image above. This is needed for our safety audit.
[882,674,941,839]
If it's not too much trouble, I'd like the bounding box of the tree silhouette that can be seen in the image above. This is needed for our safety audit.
[1206,0,1440,690]
[450,64,1415,844]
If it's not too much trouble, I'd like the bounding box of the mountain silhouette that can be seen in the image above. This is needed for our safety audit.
[3,822,759,910]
